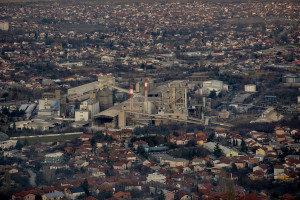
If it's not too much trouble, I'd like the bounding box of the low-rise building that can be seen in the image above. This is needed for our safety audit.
[146,172,166,184]
[45,152,64,164]
[42,192,64,200]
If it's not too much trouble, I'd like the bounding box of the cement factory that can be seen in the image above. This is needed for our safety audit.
[14,73,234,131]
[71,74,206,129]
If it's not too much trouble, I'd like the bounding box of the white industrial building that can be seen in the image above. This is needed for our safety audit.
[200,80,228,95]
[38,98,60,117]
[25,103,37,119]
[68,81,98,96]
[282,74,300,83]
[244,84,256,92]
[12,118,64,131]
[75,99,99,121]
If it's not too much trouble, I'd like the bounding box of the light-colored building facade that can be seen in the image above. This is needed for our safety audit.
[45,152,64,164]
[146,172,166,184]
[245,84,256,92]
[75,99,99,121]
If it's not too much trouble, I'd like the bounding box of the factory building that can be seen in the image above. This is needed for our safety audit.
[67,74,114,112]
[282,74,300,84]
[62,74,216,128]
[38,98,60,117]
[75,99,99,121]
[245,84,256,93]
[200,80,228,95]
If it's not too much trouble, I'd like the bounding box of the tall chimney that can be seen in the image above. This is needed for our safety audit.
[145,79,148,102]
[130,85,133,111]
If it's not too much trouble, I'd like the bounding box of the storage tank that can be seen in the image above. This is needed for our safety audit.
[98,88,113,111]
[143,101,156,114]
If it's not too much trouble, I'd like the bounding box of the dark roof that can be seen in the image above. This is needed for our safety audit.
[0,132,9,141]
[69,187,85,194]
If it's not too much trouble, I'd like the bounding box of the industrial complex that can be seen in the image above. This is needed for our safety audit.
[13,73,235,131]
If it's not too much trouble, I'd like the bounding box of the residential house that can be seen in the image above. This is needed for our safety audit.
[191,157,208,165]
[171,173,184,182]
[113,191,131,200]
[42,192,64,200]
[79,135,93,141]
[12,190,38,200]
[249,171,266,180]
[65,187,85,200]
[195,131,207,146]
[193,164,206,172]
[256,147,268,156]
[163,190,175,200]
[183,166,192,174]
[97,182,115,195]
[253,165,268,173]
[133,141,148,150]
[276,172,297,182]
[215,129,227,138]
[113,162,127,170]
[177,192,192,200]
[170,158,189,168]
[274,165,285,179]
[45,152,64,164]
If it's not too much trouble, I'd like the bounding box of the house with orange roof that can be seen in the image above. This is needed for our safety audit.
[113,191,131,200]
[195,135,207,146]
[256,147,268,156]
[277,172,297,182]
[177,191,192,200]
[253,164,268,173]
[79,135,92,141]
[113,162,126,170]
[215,129,227,138]
[280,193,296,200]
[12,190,39,200]
[249,171,266,180]
[96,182,115,195]
[84,197,97,200]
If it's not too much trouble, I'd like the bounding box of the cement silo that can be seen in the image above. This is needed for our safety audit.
[143,101,156,114]
[98,87,113,111]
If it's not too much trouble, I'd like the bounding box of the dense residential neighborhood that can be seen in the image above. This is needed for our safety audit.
[0,0,299,200]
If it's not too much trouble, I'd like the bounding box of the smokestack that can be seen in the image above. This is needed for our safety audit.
[145,79,148,102]
[130,85,133,111]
